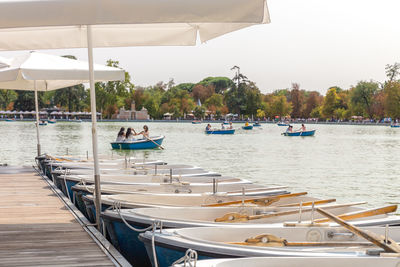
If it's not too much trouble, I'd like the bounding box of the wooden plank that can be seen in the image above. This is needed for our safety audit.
[0,171,117,266]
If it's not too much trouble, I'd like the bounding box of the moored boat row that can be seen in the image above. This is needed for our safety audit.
[35,154,400,267]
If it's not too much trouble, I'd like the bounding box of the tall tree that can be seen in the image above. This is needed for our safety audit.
[384,81,400,118]
[385,63,400,82]
[322,88,339,119]
[270,95,292,117]
[350,81,379,118]
[290,83,304,118]
[303,91,322,118]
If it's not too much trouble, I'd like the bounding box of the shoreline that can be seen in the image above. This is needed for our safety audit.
[0,118,393,126]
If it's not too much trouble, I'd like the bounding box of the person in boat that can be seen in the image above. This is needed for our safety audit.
[125,127,135,141]
[116,127,125,142]
[228,122,233,129]
[245,121,249,127]
[286,125,293,133]
[221,123,225,130]
[300,124,306,132]
[206,124,212,131]
[133,125,150,139]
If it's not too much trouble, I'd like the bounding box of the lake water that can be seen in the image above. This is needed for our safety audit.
[1,121,399,210]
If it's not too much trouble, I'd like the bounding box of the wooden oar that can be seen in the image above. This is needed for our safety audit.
[214,202,366,223]
[145,136,164,150]
[314,205,397,223]
[316,207,400,253]
[277,199,336,207]
[225,186,288,194]
[204,192,308,208]
[229,238,374,247]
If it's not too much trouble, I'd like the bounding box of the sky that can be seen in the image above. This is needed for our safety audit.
[1,0,400,94]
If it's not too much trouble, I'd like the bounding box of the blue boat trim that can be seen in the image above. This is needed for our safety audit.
[205,129,235,135]
[242,125,253,130]
[111,135,164,150]
[139,233,236,267]
[283,129,316,136]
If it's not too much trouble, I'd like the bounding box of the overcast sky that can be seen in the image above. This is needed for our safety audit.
[1,0,399,94]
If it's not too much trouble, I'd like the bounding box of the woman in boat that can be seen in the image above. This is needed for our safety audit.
[221,123,225,130]
[134,125,150,139]
[245,121,249,127]
[286,125,293,133]
[116,127,125,142]
[228,122,233,129]
[300,124,306,132]
[206,124,212,131]
[125,128,135,141]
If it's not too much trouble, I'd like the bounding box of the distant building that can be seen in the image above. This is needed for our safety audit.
[114,101,149,120]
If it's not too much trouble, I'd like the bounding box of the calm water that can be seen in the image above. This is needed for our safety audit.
[1,121,399,209]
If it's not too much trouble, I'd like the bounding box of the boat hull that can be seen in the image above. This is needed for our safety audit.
[111,136,164,150]
[205,129,235,135]
[277,123,289,126]
[242,125,253,130]
[283,130,316,136]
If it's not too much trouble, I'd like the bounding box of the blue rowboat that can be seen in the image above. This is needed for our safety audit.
[277,123,289,126]
[39,122,47,126]
[205,129,235,135]
[223,121,230,125]
[47,119,56,124]
[192,120,201,124]
[111,135,164,150]
[5,118,14,122]
[242,125,253,130]
[391,125,400,128]
[253,123,261,127]
[283,129,316,136]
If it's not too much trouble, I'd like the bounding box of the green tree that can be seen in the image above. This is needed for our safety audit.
[193,106,206,119]
[198,77,234,94]
[350,81,379,118]
[384,81,400,118]
[53,84,87,112]
[204,93,224,111]
[270,95,292,117]
[0,90,17,110]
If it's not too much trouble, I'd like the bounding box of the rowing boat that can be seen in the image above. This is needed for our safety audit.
[242,125,253,130]
[140,225,400,267]
[111,135,165,150]
[283,130,316,136]
[173,257,400,267]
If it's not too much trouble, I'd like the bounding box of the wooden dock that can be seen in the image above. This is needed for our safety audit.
[0,168,129,266]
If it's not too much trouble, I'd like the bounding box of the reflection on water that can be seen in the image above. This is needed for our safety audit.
[1,121,399,208]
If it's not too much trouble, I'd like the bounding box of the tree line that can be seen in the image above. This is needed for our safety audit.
[1,59,400,121]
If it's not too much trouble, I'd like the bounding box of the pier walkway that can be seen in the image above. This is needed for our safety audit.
[0,167,130,266]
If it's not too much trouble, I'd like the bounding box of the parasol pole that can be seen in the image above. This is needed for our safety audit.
[87,24,102,230]
[34,80,41,156]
